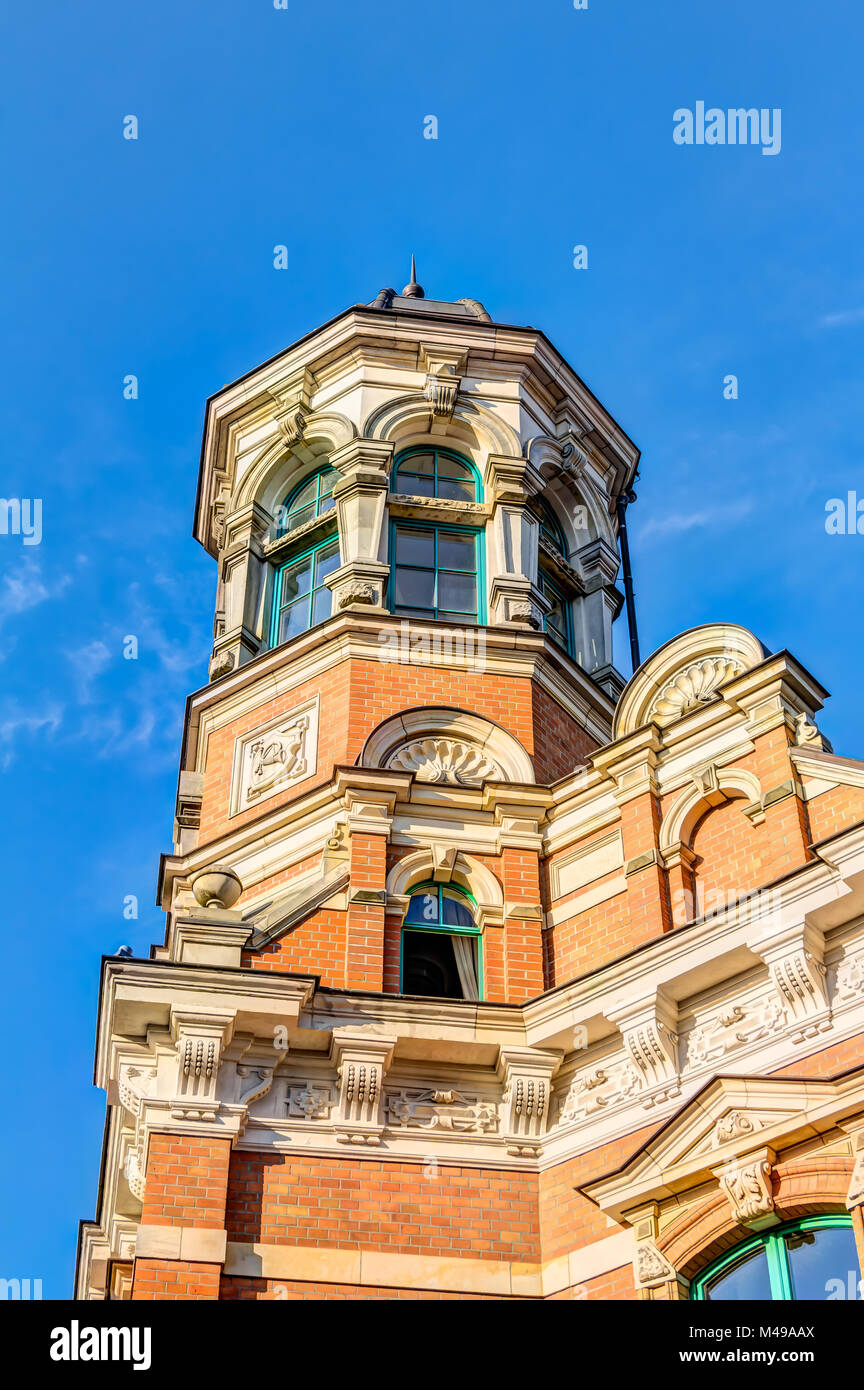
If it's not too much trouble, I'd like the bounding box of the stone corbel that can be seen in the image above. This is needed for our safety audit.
[431,844,458,882]
[497,1047,563,1157]
[483,785,550,854]
[627,1203,680,1294]
[606,991,680,1108]
[748,918,831,1043]
[419,345,467,428]
[168,1009,236,1122]
[840,1120,864,1210]
[268,366,315,445]
[330,1031,397,1145]
[323,438,393,611]
[714,1147,777,1230]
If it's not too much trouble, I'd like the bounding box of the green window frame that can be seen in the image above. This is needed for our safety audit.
[270,535,340,647]
[540,570,572,655]
[400,881,483,1001]
[389,519,485,624]
[276,465,338,536]
[691,1215,858,1301]
[392,447,483,503]
[532,497,566,554]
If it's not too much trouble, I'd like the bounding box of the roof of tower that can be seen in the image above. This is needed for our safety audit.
[368,255,492,320]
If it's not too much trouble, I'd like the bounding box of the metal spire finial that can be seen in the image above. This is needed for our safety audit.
[402,254,425,299]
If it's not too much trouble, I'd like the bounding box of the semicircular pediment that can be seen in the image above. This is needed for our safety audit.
[360,707,535,786]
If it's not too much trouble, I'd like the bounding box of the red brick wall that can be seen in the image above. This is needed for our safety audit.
[220,1278,525,1300]
[133,1260,222,1301]
[226,1153,541,1261]
[140,1133,231,1229]
[197,657,594,844]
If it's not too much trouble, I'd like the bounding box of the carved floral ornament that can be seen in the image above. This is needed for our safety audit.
[386,736,503,786]
[613,623,768,738]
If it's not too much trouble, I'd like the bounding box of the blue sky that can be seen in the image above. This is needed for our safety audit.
[1,0,862,1295]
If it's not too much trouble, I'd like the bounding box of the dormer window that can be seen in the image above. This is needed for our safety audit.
[277,466,338,536]
[393,447,482,503]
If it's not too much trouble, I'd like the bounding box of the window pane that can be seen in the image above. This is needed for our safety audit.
[280,556,313,602]
[402,930,461,998]
[319,468,338,497]
[785,1225,859,1301]
[436,454,472,480]
[288,478,318,512]
[394,566,435,609]
[441,892,474,928]
[310,586,332,626]
[319,493,336,515]
[438,611,478,625]
[438,572,477,614]
[438,533,476,571]
[395,528,434,567]
[437,476,476,502]
[704,1247,773,1301]
[405,892,439,924]
[283,502,316,533]
[396,471,435,497]
[278,599,310,644]
[403,452,435,476]
[314,542,341,583]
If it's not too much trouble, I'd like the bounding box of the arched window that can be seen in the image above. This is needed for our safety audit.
[531,498,573,655]
[532,497,566,554]
[691,1216,859,1301]
[271,537,340,646]
[389,521,484,624]
[270,466,340,648]
[401,882,482,1000]
[392,447,482,503]
[276,466,338,536]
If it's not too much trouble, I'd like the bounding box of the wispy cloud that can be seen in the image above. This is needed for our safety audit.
[0,701,64,769]
[638,499,756,540]
[0,561,72,630]
[65,639,112,703]
[818,307,864,329]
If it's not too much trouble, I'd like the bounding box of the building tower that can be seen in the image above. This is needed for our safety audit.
[78,274,864,1302]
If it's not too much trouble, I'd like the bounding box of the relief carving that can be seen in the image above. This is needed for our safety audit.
[386,1087,498,1133]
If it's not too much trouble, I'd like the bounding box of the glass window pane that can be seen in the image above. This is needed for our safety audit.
[438,572,477,614]
[405,891,439,924]
[319,493,336,515]
[437,477,476,502]
[319,468,338,497]
[310,586,332,626]
[395,472,435,497]
[278,599,310,644]
[280,556,313,601]
[314,542,340,583]
[438,533,476,571]
[785,1225,859,1301]
[403,452,435,476]
[704,1247,773,1301]
[436,454,472,480]
[441,892,474,928]
[395,528,434,567]
[438,611,478,625]
[283,502,316,533]
[394,567,435,609]
[287,478,318,512]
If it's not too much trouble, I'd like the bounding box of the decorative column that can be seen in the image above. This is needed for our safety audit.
[130,1009,236,1301]
[748,917,832,1043]
[338,769,410,991]
[486,786,549,1001]
[330,1030,397,1146]
[571,537,621,683]
[497,1047,562,1157]
[486,454,550,631]
[209,502,271,680]
[324,438,393,612]
[595,728,672,948]
[606,989,680,1109]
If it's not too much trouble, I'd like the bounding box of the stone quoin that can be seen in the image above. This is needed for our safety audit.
[76,271,864,1301]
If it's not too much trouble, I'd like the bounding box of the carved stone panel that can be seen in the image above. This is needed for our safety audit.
[386,1087,499,1134]
[230,696,319,815]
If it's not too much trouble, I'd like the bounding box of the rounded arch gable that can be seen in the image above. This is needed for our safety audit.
[362,394,522,472]
[233,412,358,516]
[360,706,536,786]
[386,849,504,914]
